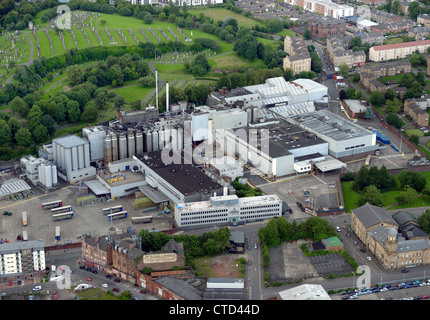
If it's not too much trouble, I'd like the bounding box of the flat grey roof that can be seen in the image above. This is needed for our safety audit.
[84,180,110,195]
[53,135,88,148]
[291,110,375,141]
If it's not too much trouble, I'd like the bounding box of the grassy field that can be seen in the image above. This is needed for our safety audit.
[188,8,264,28]
[342,171,430,212]
[110,85,154,103]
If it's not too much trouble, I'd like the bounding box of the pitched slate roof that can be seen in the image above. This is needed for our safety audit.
[352,204,398,228]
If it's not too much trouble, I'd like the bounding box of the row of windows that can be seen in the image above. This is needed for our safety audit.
[345,144,365,151]
[181,218,228,226]
[240,209,281,215]
[240,204,280,210]
[181,209,229,216]
[181,214,228,221]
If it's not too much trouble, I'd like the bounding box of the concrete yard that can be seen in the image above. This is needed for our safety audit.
[0,184,175,247]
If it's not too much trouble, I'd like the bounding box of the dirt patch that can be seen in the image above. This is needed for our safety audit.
[210,254,245,278]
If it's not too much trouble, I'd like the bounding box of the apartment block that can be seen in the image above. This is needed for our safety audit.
[404,99,430,127]
[327,35,365,68]
[370,21,415,35]
[353,31,384,45]
[286,0,354,18]
[417,14,430,27]
[408,26,430,40]
[307,17,346,39]
[0,240,46,277]
[368,40,430,62]
[283,36,311,75]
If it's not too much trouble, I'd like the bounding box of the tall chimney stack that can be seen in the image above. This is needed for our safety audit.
[155,69,158,110]
[166,81,169,112]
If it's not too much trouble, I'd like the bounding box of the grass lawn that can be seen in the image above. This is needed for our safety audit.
[209,52,265,70]
[36,31,52,58]
[192,256,215,277]
[74,288,121,300]
[110,85,154,102]
[188,8,264,28]
[405,129,424,137]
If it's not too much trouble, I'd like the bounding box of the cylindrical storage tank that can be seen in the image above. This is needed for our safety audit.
[84,143,90,168]
[72,146,78,171]
[104,134,112,163]
[135,130,143,155]
[60,145,66,171]
[45,164,53,188]
[252,108,258,123]
[78,144,84,170]
[145,131,152,152]
[208,119,213,145]
[52,165,58,185]
[159,130,165,151]
[39,164,45,187]
[119,133,127,160]
[247,108,252,123]
[171,128,178,151]
[164,129,171,149]
[177,127,183,150]
[56,143,62,169]
[128,131,135,158]
[111,133,118,161]
[52,142,57,166]
[152,131,159,152]
[65,148,72,173]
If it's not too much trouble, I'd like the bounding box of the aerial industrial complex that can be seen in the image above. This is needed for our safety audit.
[2,0,430,303]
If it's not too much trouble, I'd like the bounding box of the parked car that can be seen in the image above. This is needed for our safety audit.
[102,283,108,288]
[336,226,341,232]
[32,286,42,291]
[360,249,366,253]
[140,290,146,294]
[401,269,409,273]
[114,278,121,283]
[367,256,372,261]
[86,277,92,281]
[112,288,119,292]
[53,294,58,300]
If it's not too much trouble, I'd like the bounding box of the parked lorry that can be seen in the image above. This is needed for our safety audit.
[22,211,27,226]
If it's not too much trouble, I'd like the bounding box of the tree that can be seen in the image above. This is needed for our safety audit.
[310,52,322,73]
[339,64,349,78]
[10,96,29,118]
[385,112,402,129]
[352,72,360,83]
[113,95,125,109]
[32,124,48,144]
[417,210,430,234]
[358,185,383,207]
[370,90,385,106]
[409,134,419,145]
[364,106,375,119]
[143,12,153,24]
[15,127,32,147]
[67,65,84,86]
[398,170,427,192]
[66,100,81,123]
[304,29,311,40]
[81,102,99,123]
[402,186,418,204]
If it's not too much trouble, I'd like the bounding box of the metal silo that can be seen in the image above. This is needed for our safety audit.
[52,164,58,185]
[78,144,84,170]
[119,132,127,160]
[111,133,118,161]
[159,129,165,151]
[104,134,112,164]
[177,126,184,150]
[135,130,143,155]
[72,146,78,171]
[145,131,152,152]
[128,131,135,158]
[152,131,159,152]
[164,128,171,150]
[84,143,90,167]
[65,147,72,173]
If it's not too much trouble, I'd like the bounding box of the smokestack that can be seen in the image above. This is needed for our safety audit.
[155,69,158,110]
[166,81,169,112]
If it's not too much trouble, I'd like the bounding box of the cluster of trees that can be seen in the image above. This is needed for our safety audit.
[353,165,396,192]
[156,82,212,111]
[184,53,210,77]
[232,177,263,198]
[350,37,372,54]
[68,52,151,88]
[258,216,338,248]
[138,227,232,269]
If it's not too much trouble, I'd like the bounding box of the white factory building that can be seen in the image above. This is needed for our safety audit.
[175,193,282,228]
[20,156,58,190]
[0,240,46,276]
[217,118,330,178]
[52,135,96,184]
[288,110,378,159]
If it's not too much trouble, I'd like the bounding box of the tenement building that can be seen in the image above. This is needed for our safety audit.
[351,204,430,270]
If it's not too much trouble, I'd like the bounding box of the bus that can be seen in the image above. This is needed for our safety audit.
[102,205,123,215]
[107,211,128,221]
[55,226,61,240]
[51,206,73,214]
[41,200,63,210]
[52,212,74,221]
[22,230,28,241]
[131,216,153,224]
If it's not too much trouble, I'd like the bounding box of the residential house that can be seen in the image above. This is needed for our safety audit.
[307,17,346,39]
